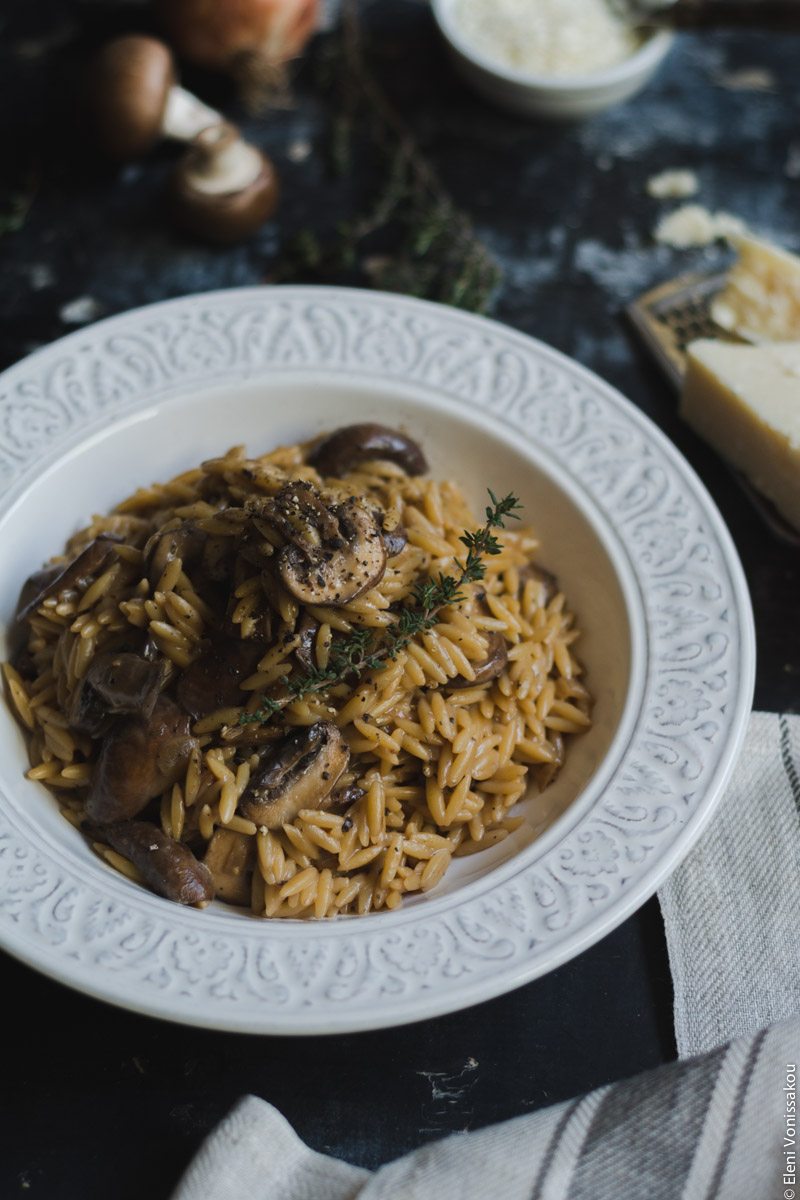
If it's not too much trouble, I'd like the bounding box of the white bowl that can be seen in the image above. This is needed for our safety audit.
[431,0,674,120]
[0,286,753,1033]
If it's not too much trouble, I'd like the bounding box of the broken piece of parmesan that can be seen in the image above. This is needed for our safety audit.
[654,204,746,249]
[681,339,800,530]
[710,232,800,342]
[646,169,699,200]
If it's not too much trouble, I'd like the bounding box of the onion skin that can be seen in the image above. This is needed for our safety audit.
[156,0,319,73]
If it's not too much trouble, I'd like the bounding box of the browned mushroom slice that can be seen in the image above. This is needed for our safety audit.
[519,562,558,606]
[328,784,365,809]
[445,632,508,689]
[308,424,428,478]
[238,721,349,828]
[202,828,255,906]
[8,564,62,659]
[176,633,266,720]
[69,652,165,736]
[85,696,197,824]
[105,821,214,906]
[16,534,123,622]
[382,523,408,558]
[294,613,321,673]
[201,534,236,582]
[267,482,387,607]
[144,520,205,589]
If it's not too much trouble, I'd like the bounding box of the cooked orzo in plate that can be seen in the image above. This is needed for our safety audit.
[2,423,591,918]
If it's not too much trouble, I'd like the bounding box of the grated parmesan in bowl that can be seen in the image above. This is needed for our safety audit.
[450,0,642,78]
[431,0,674,120]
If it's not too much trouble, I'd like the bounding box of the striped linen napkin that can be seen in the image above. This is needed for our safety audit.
[171,713,800,1200]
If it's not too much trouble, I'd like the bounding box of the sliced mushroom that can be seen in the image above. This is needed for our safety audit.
[202,828,254,906]
[266,482,387,607]
[104,821,214,906]
[176,633,266,720]
[294,613,321,673]
[445,632,508,690]
[8,564,62,658]
[238,721,349,828]
[17,534,123,622]
[201,534,236,583]
[85,696,197,825]
[69,651,165,736]
[308,424,428,478]
[144,520,205,589]
[519,562,558,606]
[328,784,365,809]
[382,523,407,558]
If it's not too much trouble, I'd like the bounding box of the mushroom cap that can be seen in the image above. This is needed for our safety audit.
[69,651,165,736]
[308,424,429,478]
[238,721,350,828]
[445,632,508,689]
[84,696,197,825]
[277,495,387,607]
[88,35,177,161]
[170,124,280,244]
[16,533,123,623]
[104,821,214,906]
[176,633,267,720]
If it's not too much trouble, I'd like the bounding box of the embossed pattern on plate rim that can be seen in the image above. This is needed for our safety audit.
[0,286,755,1034]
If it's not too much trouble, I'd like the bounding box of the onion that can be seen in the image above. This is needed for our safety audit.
[156,0,319,106]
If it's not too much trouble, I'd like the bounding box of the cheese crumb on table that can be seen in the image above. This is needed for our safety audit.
[646,169,699,200]
[710,233,800,342]
[681,339,800,531]
[654,204,746,249]
[450,0,641,77]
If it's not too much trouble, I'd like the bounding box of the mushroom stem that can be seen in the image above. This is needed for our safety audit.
[161,84,222,143]
[182,123,266,195]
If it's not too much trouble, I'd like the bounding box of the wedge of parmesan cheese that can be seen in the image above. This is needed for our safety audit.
[711,233,800,341]
[681,339,800,530]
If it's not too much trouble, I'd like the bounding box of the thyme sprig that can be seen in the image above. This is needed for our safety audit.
[240,489,521,726]
[273,0,501,313]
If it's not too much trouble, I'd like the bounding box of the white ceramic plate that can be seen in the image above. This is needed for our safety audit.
[0,287,754,1034]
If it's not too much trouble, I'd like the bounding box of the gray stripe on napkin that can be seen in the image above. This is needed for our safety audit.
[780,715,800,817]
[568,1045,725,1200]
[528,1097,583,1200]
[703,1028,767,1200]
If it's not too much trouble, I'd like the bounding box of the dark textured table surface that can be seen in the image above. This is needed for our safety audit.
[2,2,798,1196]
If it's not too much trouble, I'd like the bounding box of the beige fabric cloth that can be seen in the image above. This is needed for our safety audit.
[172,713,800,1200]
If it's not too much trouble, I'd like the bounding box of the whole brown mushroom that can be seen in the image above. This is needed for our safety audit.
[87,35,222,161]
[170,122,280,243]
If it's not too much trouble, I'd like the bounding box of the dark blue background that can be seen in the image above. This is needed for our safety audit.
[1,2,796,1195]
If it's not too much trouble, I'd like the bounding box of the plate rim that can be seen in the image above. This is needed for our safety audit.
[0,285,755,1034]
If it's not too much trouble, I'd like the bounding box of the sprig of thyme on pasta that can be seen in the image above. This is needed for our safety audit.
[239,489,522,725]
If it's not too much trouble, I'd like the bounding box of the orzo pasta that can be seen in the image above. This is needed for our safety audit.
[3,423,591,917]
